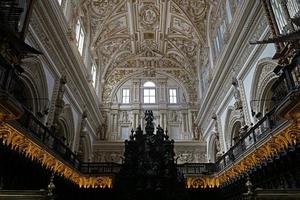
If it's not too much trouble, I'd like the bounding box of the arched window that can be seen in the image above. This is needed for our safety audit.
[75,19,85,55]
[57,0,62,5]
[270,0,288,34]
[231,121,242,147]
[169,88,177,104]
[144,81,155,87]
[287,0,300,19]
[143,81,156,103]
[91,63,97,88]
[225,0,232,24]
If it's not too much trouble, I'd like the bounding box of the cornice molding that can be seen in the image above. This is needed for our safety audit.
[29,1,103,130]
[196,2,267,131]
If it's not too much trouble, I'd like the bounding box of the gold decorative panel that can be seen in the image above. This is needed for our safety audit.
[0,123,112,188]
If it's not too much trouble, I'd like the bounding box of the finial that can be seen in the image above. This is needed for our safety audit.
[47,173,55,198]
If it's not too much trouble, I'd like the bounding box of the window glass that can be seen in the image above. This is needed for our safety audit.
[144,88,156,104]
[287,0,300,19]
[270,0,288,34]
[169,89,177,104]
[75,20,85,55]
[144,81,155,87]
[91,64,97,87]
[122,89,130,104]
[226,0,232,24]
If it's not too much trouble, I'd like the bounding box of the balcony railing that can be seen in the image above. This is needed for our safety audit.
[217,51,300,171]
[272,52,300,105]
[1,53,299,179]
[80,162,122,175]
[216,107,285,171]
[177,163,217,175]
[11,106,81,170]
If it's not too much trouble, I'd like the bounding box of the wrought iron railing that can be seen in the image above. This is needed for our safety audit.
[80,162,122,175]
[1,53,299,178]
[272,52,300,104]
[216,107,285,171]
[11,106,81,170]
[177,163,217,175]
[217,52,300,171]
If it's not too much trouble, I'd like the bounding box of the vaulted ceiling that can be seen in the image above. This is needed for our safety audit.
[81,0,209,104]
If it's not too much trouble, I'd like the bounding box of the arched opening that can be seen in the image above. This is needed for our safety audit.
[56,105,75,148]
[213,139,218,162]
[143,81,156,87]
[143,81,156,104]
[78,135,92,162]
[230,121,242,147]
[13,80,34,112]
[57,120,70,147]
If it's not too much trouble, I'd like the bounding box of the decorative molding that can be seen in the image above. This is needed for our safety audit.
[185,120,300,188]
[197,6,268,134]
[0,123,112,188]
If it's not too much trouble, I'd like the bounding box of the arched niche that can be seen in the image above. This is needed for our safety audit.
[19,58,49,117]
[78,134,92,162]
[250,58,278,118]
[58,104,75,147]
[207,132,218,163]
[224,106,242,149]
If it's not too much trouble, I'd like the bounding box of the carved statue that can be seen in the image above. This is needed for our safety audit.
[51,75,67,134]
[212,114,222,160]
[77,111,88,161]
[232,77,243,109]
[232,77,248,131]
[98,114,108,140]
[193,123,202,141]
[121,111,128,122]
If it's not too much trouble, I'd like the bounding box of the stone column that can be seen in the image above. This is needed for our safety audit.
[159,113,165,126]
[181,112,186,134]
[163,113,167,131]
[51,75,67,134]
[188,111,193,135]
[158,79,167,103]
[132,79,140,103]
[133,114,136,129]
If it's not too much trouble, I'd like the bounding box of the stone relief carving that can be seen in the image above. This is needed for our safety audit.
[172,17,192,35]
[169,38,198,58]
[102,69,134,103]
[200,15,267,132]
[90,0,121,17]
[120,111,129,123]
[140,4,159,30]
[212,114,222,160]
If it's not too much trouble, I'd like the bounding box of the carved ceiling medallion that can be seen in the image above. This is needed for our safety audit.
[140,4,159,30]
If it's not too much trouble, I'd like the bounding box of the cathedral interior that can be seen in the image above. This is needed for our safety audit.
[0,0,300,199]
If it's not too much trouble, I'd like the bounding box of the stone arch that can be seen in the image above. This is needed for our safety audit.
[58,104,75,147]
[250,58,278,117]
[207,131,218,163]
[224,106,242,149]
[78,133,92,162]
[109,71,191,104]
[17,58,49,116]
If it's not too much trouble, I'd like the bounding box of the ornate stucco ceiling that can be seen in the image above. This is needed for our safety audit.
[81,0,209,104]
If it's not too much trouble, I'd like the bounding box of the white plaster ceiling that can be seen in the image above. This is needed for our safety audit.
[80,0,209,104]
